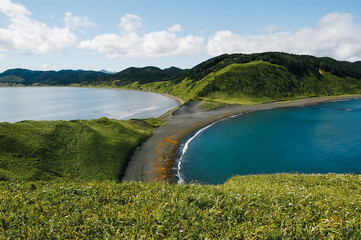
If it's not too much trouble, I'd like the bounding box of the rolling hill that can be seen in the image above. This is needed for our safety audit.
[0,69,108,86]
[0,118,163,181]
[80,66,186,86]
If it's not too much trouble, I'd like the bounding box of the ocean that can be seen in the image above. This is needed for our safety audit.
[177,99,361,184]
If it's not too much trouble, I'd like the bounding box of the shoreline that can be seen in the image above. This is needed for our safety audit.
[122,94,361,183]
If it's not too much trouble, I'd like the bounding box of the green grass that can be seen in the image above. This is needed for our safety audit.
[198,100,233,111]
[0,174,360,239]
[0,118,162,181]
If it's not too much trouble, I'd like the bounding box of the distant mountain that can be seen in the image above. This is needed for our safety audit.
[108,66,186,84]
[163,66,187,74]
[83,66,187,86]
[100,69,117,74]
[0,69,108,86]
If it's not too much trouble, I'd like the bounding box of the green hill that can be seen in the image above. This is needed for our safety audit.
[0,69,108,86]
[116,52,361,106]
[0,118,162,181]
[81,66,186,87]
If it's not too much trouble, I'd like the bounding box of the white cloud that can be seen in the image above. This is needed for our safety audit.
[118,14,142,32]
[0,54,5,60]
[168,24,183,32]
[79,14,205,59]
[64,12,95,31]
[79,32,142,59]
[207,12,361,61]
[0,0,76,54]
[0,0,30,18]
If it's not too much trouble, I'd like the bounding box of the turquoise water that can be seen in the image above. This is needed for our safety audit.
[177,99,361,184]
[0,87,178,122]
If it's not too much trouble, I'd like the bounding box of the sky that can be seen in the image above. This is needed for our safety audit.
[0,0,361,72]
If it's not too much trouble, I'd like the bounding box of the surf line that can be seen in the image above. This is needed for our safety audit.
[176,113,243,184]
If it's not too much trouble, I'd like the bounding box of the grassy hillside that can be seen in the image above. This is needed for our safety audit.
[178,52,361,83]
[0,118,162,181]
[112,53,361,107]
[191,61,361,103]
[1,174,360,239]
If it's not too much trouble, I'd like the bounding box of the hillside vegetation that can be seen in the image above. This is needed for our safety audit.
[103,52,361,106]
[0,69,107,86]
[78,66,186,89]
[0,118,162,181]
[102,66,185,85]
[1,174,360,239]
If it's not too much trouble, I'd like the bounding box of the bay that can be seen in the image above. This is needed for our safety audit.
[0,87,178,122]
[177,99,361,184]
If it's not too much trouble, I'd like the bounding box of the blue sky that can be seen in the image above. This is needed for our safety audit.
[0,0,360,72]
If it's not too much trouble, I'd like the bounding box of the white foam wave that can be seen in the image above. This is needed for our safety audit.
[176,113,242,184]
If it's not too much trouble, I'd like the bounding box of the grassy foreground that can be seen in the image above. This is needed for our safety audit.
[0,174,360,239]
[0,118,162,181]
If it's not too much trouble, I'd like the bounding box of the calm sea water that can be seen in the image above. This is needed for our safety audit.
[0,87,178,122]
[177,99,361,184]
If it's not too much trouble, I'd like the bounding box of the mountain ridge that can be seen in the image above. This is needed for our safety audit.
[0,68,108,86]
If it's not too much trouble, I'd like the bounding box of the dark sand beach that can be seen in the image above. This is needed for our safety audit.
[122,95,361,182]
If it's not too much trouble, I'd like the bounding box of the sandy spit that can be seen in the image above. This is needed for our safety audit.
[122,95,361,183]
